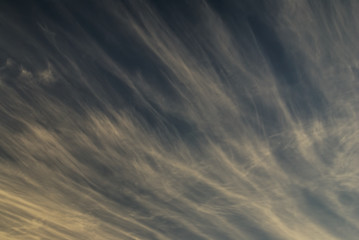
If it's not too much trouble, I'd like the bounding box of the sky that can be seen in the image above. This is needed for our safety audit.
[1,0,359,239]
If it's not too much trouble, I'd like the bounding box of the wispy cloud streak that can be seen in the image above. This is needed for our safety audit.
[1,0,359,239]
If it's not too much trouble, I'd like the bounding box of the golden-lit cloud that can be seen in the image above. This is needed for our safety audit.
[1,0,359,239]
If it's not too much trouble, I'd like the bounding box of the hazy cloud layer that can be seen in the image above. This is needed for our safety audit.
[1,0,359,239]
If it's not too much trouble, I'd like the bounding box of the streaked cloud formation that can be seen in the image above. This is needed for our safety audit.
[1,0,359,239]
